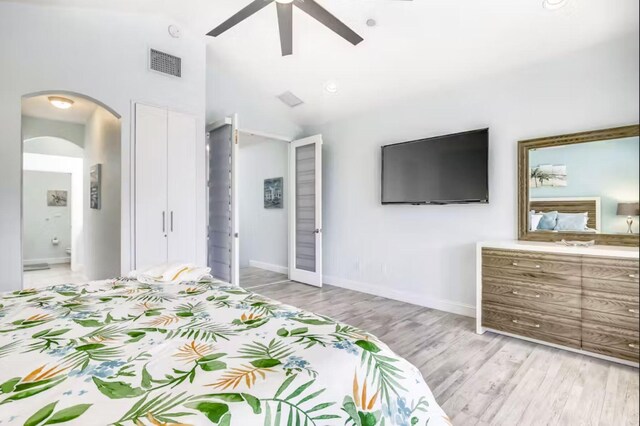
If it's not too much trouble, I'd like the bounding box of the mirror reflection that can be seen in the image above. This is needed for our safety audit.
[528,136,639,235]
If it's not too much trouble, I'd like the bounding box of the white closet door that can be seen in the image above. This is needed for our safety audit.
[135,104,168,269]
[289,135,323,287]
[167,110,198,263]
[207,123,234,283]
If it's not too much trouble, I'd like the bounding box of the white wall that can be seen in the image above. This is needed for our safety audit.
[24,136,84,158]
[22,171,72,265]
[304,34,640,316]
[83,108,121,280]
[0,2,206,291]
[239,135,289,271]
[206,51,302,140]
[22,116,85,148]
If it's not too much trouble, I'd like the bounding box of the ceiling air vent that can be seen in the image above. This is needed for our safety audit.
[277,91,304,108]
[149,49,182,77]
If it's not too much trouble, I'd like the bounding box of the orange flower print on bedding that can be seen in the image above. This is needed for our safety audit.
[174,341,214,363]
[353,372,379,411]
[23,362,71,383]
[0,277,449,424]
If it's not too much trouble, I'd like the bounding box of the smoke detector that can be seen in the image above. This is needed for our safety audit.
[168,25,182,38]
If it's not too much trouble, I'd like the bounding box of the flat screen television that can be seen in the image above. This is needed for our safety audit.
[381,128,489,205]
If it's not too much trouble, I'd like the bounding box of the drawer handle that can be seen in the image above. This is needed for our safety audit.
[512,290,541,298]
[629,343,639,349]
[512,319,540,328]
[511,262,541,269]
[629,274,638,279]
[629,309,639,314]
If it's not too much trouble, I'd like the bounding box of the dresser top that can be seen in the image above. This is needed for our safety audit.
[478,240,639,259]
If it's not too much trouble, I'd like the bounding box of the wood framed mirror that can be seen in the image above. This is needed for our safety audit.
[518,125,640,247]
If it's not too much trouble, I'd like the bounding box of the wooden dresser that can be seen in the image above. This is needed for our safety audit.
[476,241,639,366]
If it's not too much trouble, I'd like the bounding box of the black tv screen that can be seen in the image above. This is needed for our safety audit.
[381,128,489,204]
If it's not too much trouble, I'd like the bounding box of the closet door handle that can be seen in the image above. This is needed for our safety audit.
[162,211,166,233]
[171,211,174,232]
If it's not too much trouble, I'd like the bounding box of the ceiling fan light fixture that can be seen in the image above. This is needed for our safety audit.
[208,0,364,56]
[48,96,74,110]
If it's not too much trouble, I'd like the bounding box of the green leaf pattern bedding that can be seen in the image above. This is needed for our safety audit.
[0,279,450,425]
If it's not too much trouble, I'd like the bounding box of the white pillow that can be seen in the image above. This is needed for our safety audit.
[530,213,543,231]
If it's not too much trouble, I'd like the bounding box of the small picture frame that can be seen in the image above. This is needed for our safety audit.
[90,164,102,210]
[47,190,68,207]
[264,177,284,209]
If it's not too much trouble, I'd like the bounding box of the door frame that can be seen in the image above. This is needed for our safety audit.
[288,134,323,287]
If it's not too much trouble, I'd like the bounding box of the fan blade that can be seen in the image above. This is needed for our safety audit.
[207,0,274,37]
[295,0,363,46]
[276,2,293,56]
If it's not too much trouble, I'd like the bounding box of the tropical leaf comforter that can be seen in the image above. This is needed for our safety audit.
[0,278,450,425]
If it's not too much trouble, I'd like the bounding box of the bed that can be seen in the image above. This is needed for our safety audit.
[530,197,601,231]
[0,278,450,425]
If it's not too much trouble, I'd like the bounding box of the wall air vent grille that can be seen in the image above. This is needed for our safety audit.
[149,49,182,77]
[277,91,304,108]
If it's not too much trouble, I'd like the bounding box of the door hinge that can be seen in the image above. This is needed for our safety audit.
[234,129,239,145]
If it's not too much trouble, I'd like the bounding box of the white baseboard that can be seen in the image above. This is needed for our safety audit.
[249,260,289,275]
[323,275,476,318]
[24,257,71,266]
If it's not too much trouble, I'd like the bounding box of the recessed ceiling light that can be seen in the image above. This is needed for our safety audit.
[542,0,569,10]
[48,96,74,110]
[324,81,338,93]
[366,19,377,27]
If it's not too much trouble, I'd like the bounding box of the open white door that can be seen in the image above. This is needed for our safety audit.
[206,115,240,286]
[230,115,240,286]
[289,135,323,287]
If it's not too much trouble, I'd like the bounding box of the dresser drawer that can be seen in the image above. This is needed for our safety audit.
[583,278,639,296]
[582,291,639,330]
[483,279,581,318]
[582,292,639,317]
[482,303,581,349]
[483,266,582,288]
[582,310,639,331]
[582,322,640,363]
[582,257,640,283]
[483,249,582,276]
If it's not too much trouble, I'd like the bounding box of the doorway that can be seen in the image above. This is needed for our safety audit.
[238,133,290,288]
[21,92,121,288]
[206,117,323,288]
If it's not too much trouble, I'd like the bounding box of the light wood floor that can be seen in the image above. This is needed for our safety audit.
[240,268,639,426]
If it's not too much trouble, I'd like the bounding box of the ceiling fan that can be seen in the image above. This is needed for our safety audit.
[207,0,409,56]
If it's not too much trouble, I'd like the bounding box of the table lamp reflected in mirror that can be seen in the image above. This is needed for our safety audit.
[617,202,640,234]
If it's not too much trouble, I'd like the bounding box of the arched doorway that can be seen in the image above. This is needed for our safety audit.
[21,91,122,287]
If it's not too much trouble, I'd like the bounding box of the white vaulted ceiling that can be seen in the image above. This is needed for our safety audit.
[8,0,639,125]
